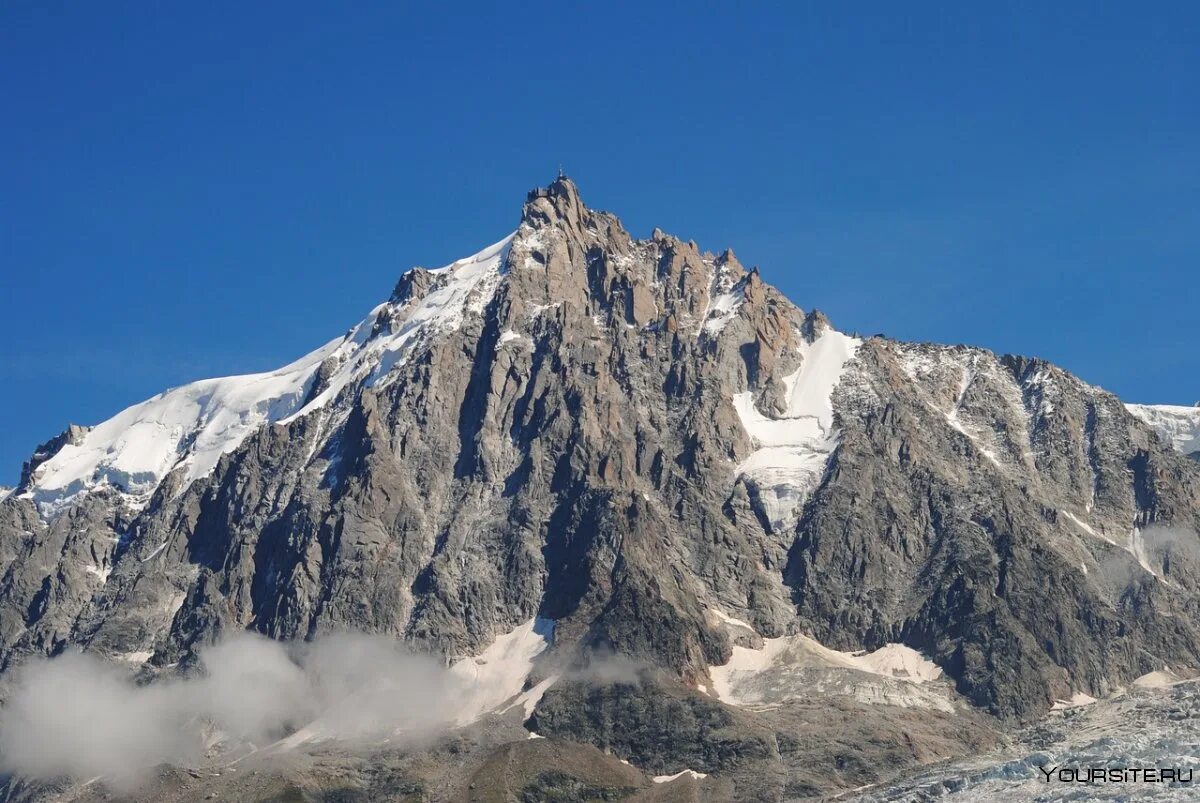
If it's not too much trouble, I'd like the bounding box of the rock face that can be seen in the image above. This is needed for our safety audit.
[2,177,1200,732]
[530,675,998,800]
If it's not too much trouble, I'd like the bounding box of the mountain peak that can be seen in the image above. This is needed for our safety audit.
[526,173,578,200]
[522,175,587,229]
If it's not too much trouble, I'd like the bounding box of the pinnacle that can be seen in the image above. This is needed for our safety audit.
[526,174,581,205]
[522,174,586,229]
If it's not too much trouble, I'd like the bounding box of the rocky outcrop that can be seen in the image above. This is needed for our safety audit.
[529,678,777,777]
[529,674,1000,800]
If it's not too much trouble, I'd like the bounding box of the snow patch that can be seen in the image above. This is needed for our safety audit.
[448,617,554,726]
[1051,692,1097,710]
[501,674,558,720]
[1061,513,1169,580]
[496,329,524,348]
[1060,510,1116,545]
[854,644,944,683]
[699,259,745,336]
[709,608,756,633]
[1026,369,1057,416]
[731,329,861,530]
[526,302,559,318]
[709,610,948,711]
[711,635,942,696]
[940,365,1003,466]
[702,286,744,335]
[653,769,708,783]
[1133,669,1181,689]
[142,542,167,563]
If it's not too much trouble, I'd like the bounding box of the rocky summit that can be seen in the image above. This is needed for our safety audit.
[2,178,1199,801]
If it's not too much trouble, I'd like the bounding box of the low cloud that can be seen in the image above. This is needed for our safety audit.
[0,632,461,789]
[570,647,646,686]
[1093,523,1200,590]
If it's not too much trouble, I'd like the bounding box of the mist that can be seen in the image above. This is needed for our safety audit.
[1089,523,1200,593]
[0,631,462,788]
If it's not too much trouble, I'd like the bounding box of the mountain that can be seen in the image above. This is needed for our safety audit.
[2,177,1199,800]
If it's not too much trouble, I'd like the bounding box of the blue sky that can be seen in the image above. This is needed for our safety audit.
[2,2,1197,483]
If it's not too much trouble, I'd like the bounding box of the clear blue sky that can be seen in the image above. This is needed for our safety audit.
[2,2,1197,484]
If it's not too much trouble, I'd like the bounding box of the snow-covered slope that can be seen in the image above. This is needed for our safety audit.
[1127,403,1200,456]
[20,235,513,516]
[448,617,555,726]
[731,328,861,531]
[24,341,340,515]
[707,609,953,712]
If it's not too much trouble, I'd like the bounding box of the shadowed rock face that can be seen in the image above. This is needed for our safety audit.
[2,177,1199,726]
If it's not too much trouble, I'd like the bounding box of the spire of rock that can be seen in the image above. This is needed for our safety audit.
[523,175,586,230]
[389,266,436,305]
[17,424,89,491]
